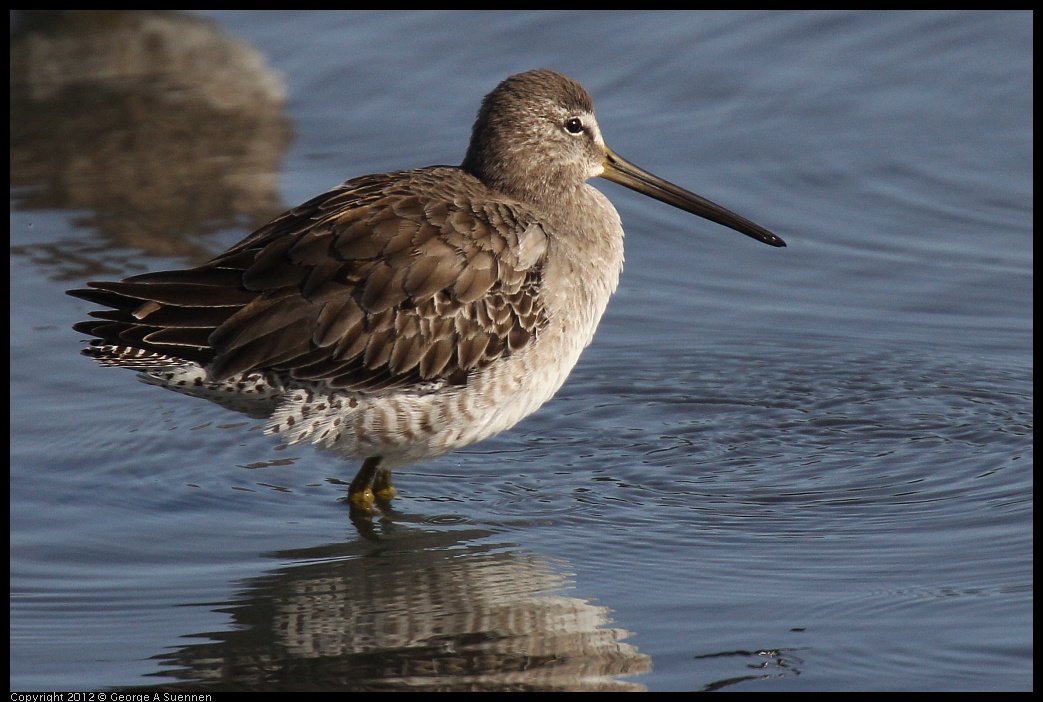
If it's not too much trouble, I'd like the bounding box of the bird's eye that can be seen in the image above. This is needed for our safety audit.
[564,117,584,134]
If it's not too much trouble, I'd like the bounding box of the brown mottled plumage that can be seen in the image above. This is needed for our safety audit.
[69,69,784,514]
[74,168,548,392]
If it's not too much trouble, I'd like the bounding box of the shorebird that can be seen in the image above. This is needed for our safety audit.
[69,69,785,513]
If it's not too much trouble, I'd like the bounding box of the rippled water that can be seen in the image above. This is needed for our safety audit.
[11,10,1031,691]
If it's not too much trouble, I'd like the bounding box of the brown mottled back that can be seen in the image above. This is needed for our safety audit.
[71,165,549,392]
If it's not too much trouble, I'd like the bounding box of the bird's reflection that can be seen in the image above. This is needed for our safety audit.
[10,10,291,279]
[122,527,651,691]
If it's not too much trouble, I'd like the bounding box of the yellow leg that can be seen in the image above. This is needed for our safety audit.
[348,457,381,512]
[372,465,397,502]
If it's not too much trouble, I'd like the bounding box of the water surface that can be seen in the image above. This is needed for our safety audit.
[10,10,1031,691]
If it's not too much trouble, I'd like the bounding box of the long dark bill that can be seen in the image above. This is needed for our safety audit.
[602,147,786,247]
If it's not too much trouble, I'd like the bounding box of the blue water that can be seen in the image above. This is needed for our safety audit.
[10,10,1031,691]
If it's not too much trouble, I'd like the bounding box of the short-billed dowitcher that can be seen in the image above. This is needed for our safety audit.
[69,69,785,513]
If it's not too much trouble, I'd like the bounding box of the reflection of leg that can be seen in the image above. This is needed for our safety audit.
[348,456,381,512]
[372,464,397,502]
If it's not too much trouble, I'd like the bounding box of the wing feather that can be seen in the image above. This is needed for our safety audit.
[69,166,549,393]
